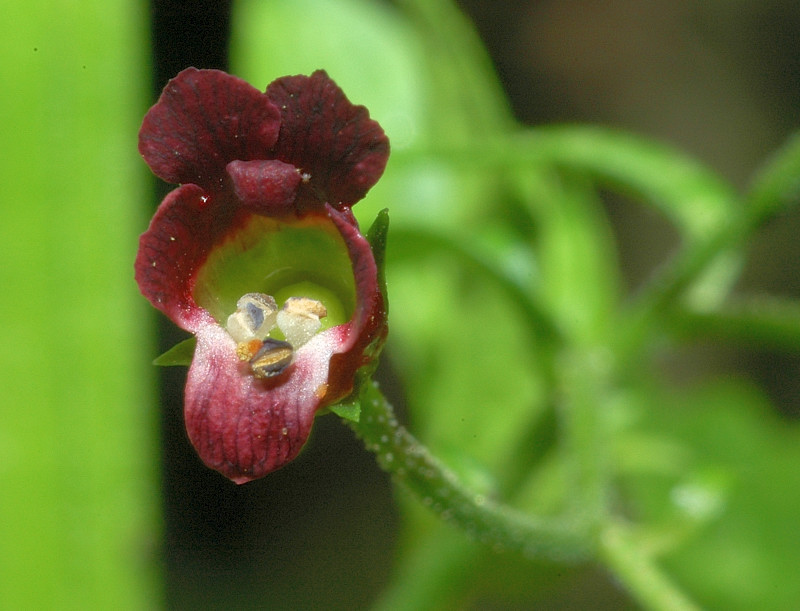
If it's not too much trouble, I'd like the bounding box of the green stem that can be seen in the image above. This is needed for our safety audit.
[617,129,800,358]
[352,379,702,610]
[349,381,591,562]
[746,130,800,223]
[669,296,800,351]
[615,219,745,361]
[555,348,610,528]
[599,522,701,611]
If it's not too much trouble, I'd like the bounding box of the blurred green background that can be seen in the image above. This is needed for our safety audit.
[3,1,799,609]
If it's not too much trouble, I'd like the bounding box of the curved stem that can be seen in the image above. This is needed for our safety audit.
[348,380,591,563]
[349,379,702,611]
[615,220,745,362]
[390,125,739,241]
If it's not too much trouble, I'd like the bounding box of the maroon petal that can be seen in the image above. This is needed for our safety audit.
[137,68,391,485]
[226,159,302,217]
[185,323,333,484]
[318,206,387,404]
[134,184,243,330]
[139,68,282,191]
[266,71,390,209]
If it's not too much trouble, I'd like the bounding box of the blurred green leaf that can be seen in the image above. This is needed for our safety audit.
[519,171,621,344]
[521,126,738,241]
[385,244,549,477]
[394,0,514,139]
[232,0,425,153]
[389,226,558,347]
[625,381,800,609]
[517,126,746,315]
[746,131,800,222]
[0,2,160,608]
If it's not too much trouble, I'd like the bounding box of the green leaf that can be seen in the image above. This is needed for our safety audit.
[153,337,196,366]
[394,0,514,139]
[519,170,621,344]
[384,234,550,482]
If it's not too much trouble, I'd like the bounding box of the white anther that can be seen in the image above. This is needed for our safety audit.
[277,296,327,348]
[226,293,278,342]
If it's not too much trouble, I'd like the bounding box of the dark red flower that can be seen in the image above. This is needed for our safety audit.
[135,68,389,483]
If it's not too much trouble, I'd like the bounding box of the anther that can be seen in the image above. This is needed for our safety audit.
[276,296,327,348]
[250,338,294,378]
[226,293,278,342]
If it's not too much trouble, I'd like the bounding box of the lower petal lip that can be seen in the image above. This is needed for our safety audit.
[183,321,339,483]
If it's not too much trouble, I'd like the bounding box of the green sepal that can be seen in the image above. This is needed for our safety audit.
[152,336,196,366]
[366,208,390,312]
[328,398,361,423]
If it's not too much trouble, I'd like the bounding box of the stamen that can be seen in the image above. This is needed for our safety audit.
[250,338,294,378]
[226,293,277,342]
[277,297,328,348]
[227,292,330,378]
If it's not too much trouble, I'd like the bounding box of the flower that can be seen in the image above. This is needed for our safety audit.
[135,68,389,483]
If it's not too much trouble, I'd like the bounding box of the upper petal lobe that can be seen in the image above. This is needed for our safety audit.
[139,68,282,191]
[266,70,390,209]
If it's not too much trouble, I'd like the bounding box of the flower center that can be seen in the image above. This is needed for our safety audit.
[226,292,328,378]
[192,215,356,332]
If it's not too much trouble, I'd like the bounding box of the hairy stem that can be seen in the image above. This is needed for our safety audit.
[348,380,591,563]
